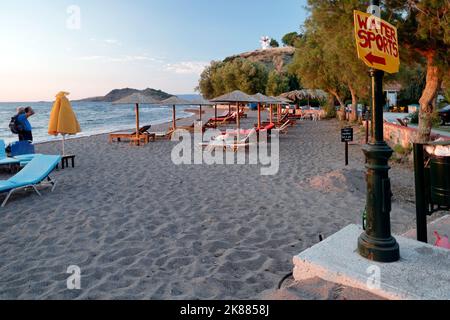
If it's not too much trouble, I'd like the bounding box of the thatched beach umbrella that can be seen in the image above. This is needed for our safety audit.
[276,96,293,105]
[211,90,257,131]
[252,93,274,129]
[157,96,194,131]
[189,97,215,123]
[113,93,160,144]
[280,89,327,107]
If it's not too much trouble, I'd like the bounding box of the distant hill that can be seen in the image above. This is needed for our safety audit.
[224,46,296,72]
[76,88,173,102]
[177,94,202,101]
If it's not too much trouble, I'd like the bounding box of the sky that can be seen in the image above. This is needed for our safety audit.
[0,0,308,102]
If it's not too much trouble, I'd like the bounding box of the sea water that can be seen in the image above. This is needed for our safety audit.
[0,102,194,145]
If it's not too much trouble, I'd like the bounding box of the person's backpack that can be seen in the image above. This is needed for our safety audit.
[9,115,24,134]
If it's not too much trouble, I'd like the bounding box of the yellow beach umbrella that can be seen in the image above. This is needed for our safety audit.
[48,92,81,155]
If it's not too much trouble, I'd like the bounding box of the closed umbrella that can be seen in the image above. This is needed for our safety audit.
[113,93,160,145]
[48,92,81,155]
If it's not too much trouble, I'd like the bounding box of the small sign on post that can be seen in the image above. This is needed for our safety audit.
[341,127,354,166]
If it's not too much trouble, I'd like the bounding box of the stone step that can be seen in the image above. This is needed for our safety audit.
[293,224,450,300]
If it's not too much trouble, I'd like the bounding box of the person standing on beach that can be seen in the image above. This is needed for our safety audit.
[17,106,35,142]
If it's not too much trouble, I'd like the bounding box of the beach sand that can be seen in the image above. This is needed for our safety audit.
[0,110,421,300]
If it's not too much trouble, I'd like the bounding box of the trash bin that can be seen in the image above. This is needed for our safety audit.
[429,155,450,208]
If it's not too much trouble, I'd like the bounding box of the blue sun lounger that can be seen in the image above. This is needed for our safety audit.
[0,140,20,167]
[0,154,61,207]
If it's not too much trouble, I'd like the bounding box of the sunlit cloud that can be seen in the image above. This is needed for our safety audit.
[104,39,121,46]
[165,61,209,75]
[89,38,122,46]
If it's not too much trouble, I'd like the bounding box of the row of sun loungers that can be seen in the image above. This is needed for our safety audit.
[107,109,297,152]
[108,110,249,145]
[199,117,295,152]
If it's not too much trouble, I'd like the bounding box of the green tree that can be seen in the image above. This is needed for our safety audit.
[266,70,290,96]
[289,33,348,118]
[282,32,301,47]
[309,0,370,122]
[396,64,427,106]
[290,0,370,121]
[385,0,450,142]
[270,39,280,48]
[197,58,269,99]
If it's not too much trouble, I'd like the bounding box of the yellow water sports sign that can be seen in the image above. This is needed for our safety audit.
[354,10,400,74]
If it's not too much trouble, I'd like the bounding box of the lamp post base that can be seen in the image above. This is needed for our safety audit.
[358,232,400,263]
[359,142,400,263]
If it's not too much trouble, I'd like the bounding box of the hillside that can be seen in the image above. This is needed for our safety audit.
[76,88,173,102]
[224,46,296,72]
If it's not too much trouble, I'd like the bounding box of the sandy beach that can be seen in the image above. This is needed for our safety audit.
[0,110,422,300]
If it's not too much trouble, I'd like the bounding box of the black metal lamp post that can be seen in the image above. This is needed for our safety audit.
[357,0,400,263]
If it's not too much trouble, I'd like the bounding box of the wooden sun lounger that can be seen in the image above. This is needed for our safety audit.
[151,130,175,140]
[272,121,291,135]
[206,112,238,126]
[260,115,296,128]
[109,125,153,143]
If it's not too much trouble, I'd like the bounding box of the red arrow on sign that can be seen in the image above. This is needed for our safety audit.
[365,52,386,65]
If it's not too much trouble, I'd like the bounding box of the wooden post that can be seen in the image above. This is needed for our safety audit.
[172,105,176,131]
[215,104,218,127]
[199,105,202,122]
[135,103,140,146]
[257,103,261,129]
[236,102,240,129]
[277,104,281,123]
[345,141,349,166]
[228,104,231,115]
[236,102,241,143]
[365,112,370,144]
[270,104,273,124]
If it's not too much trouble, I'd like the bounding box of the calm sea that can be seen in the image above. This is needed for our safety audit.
[0,102,194,145]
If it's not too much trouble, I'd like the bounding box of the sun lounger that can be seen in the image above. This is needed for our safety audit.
[150,130,175,140]
[0,154,61,207]
[261,114,295,127]
[214,111,232,119]
[109,125,153,143]
[206,112,238,126]
[397,118,408,127]
[272,120,291,135]
[239,110,248,118]
[199,129,257,152]
[0,140,20,169]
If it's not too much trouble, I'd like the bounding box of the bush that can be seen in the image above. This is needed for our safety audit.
[393,144,407,155]
[410,110,441,127]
